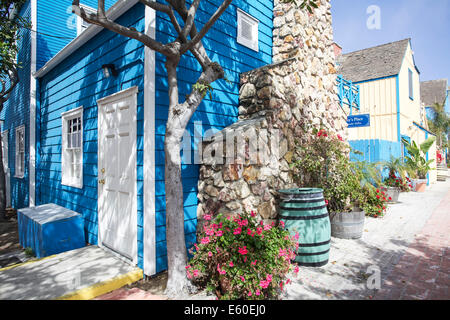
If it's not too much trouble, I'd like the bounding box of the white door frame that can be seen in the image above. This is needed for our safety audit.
[1,130,11,207]
[97,86,138,265]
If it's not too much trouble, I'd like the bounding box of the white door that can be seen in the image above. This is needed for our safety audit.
[97,87,138,263]
[1,131,11,208]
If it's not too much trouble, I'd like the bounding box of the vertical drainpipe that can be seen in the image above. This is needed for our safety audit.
[396,74,401,143]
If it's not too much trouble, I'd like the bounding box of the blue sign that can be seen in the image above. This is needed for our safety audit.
[347,114,370,128]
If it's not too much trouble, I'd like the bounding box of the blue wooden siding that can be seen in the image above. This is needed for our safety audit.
[36,0,116,70]
[37,3,146,269]
[0,0,32,209]
[350,140,402,163]
[154,0,273,273]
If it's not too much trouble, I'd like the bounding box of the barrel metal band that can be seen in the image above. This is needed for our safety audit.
[296,249,330,257]
[280,205,327,212]
[283,198,325,204]
[298,240,331,247]
[279,213,329,221]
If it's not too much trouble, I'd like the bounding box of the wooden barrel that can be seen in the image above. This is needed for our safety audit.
[278,188,330,267]
[330,210,365,239]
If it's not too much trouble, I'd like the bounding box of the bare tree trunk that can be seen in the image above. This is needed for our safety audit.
[164,59,191,298]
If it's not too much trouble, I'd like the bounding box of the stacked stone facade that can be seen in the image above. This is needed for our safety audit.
[196,0,348,226]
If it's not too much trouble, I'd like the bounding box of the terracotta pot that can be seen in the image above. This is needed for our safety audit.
[413,179,427,192]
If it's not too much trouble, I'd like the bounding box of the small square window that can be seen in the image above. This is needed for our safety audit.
[237,9,259,52]
[61,107,83,188]
[77,4,96,36]
[408,69,414,100]
[15,125,25,178]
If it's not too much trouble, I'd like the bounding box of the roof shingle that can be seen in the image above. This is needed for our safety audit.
[337,39,410,83]
[420,79,448,106]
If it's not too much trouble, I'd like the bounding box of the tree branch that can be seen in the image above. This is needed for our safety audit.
[181,0,201,40]
[72,0,177,57]
[181,0,232,55]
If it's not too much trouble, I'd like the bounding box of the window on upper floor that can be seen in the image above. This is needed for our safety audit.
[408,69,414,100]
[61,107,83,189]
[15,125,25,178]
[77,4,96,36]
[237,8,259,52]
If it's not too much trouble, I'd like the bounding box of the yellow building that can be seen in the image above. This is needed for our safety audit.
[337,39,437,184]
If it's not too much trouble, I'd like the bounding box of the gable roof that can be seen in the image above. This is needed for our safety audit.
[337,39,410,83]
[420,79,448,106]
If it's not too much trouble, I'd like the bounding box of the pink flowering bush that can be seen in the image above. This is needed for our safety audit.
[186,211,300,300]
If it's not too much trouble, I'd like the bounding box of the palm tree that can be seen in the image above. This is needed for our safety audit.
[428,101,450,148]
[379,156,407,180]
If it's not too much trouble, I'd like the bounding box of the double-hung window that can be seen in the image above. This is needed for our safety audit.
[15,125,25,178]
[61,107,83,188]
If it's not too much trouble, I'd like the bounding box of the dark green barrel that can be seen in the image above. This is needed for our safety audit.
[278,188,331,267]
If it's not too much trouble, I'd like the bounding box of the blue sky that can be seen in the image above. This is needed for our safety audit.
[331,0,450,83]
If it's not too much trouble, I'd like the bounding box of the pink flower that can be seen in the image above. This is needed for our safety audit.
[259,280,270,289]
[233,227,242,235]
[279,221,285,228]
[193,269,199,277]
[185,265,191,270]
[251,211,256,217]
[240,276,245,282]
[251,260,257,266]
[279,248,287,257]
[264,224,272,231]
[337,134,344,142]
[238,246,248,255]
[208,251,213,258]
[256,289,261,296]
[238,219,248,227]
[200,237,210,245]
[294,232,300,240]
[256,227,263,235]
[294,266,300,274]
[248,291,252,297]
[203,214,212,221]
[215,230,224,237]
[229,261,234,267]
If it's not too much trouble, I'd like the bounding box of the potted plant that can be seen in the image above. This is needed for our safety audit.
[291,129,366,239]
[402,137,436,192]
[379,156,411,202]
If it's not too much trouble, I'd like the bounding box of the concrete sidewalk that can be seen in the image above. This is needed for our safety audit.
[0,245,142,300]
[282,179,450,300]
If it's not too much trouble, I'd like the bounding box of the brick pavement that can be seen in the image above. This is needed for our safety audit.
[373,188,449,300]
[282,180,450,300]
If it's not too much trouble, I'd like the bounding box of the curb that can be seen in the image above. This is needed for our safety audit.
[55,269,144,300]
[0,254,57,272]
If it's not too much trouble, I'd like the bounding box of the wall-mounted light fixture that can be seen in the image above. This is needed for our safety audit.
[101,64,118,78]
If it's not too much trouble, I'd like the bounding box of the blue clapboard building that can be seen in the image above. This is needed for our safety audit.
[1,0,273,276]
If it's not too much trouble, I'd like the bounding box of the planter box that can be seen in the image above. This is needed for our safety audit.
[330,210,365,240]
[17,204,85,258]
[381,187,400,203]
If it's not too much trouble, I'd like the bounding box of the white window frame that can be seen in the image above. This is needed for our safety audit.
[237,8,259,52]
[76,4,96,36]
[15,125,25,179]
[61,106,83,189]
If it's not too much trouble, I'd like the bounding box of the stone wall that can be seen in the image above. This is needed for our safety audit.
[196,0,348,227]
